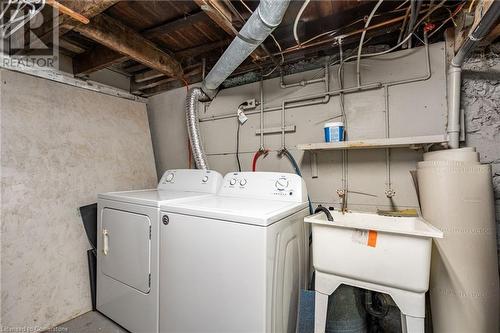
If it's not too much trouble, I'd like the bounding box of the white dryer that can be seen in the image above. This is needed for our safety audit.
[159,172,309,333]
[97,169,223,333]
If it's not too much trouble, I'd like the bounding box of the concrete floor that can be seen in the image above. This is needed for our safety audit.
[51,311,129,333]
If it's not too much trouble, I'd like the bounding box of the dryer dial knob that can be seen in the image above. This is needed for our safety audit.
[202,176,209,183]
[165,173,175,182]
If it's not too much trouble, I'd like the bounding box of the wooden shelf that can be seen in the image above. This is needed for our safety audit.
[297,135,448,151]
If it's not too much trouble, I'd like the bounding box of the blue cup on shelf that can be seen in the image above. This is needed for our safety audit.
[324,122,344,142]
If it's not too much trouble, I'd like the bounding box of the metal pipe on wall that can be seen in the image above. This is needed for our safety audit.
[447,1,500,149]
[280,59,330,150]
[199,41,431,124]
[279,59,329,89]
[383,31,431,196]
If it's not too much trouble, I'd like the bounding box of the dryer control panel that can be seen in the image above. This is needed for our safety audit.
[220,172,307,203]
[158,169,223,193]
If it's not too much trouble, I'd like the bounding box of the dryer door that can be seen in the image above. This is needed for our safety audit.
[101,208,151,293]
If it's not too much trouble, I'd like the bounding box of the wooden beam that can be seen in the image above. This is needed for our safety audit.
[193,0,237,36]
[122,63,148,73]
[126,39,229,84]
[176,38,231,59]
[36,0,119,45]
[45,0,90,25]
[73,12,224,75]
[58,0,120,31]
[75,37,230,76]
[194,0,265,60]
[134,69,165,83]
[73,45,128,75]
[58,37,86,54]
[74,14,183,78]
[140,70,203,96]
[142,11,208,39]
[135,64,202,94]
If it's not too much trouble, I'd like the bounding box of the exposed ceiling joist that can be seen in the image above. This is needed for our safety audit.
[72,11,215,76]
[194,0,265,60]
[58,38,86,54]
[134,69,165,83]
[58,0,121,27]
[140,69,203,96]
[74,14,183,78]
[75,37,230,77]
[73,45,128,76]
[175,38,231,59]
[132,65,202,94]
[37,0,120,44]
[142,11,208,39]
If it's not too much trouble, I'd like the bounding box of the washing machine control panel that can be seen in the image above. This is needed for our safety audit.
[221,172,306,202]
[158,169,223,193]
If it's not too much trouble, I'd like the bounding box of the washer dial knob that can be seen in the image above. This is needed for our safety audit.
[202,175,209,183]
[275,177,289,191]
[229,178,237,185]
[239,179,247,186]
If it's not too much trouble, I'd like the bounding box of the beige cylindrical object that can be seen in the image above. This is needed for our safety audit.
[417,162,499,333]
[418,161,481,169]
[423,148,479,163]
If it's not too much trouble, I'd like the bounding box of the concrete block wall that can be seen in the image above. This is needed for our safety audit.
[462,43,500,259]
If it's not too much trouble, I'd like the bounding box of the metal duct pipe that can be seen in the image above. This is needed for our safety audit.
[186,87,210,169]
[447,1,500,149]
[202,0,290,96]
[186,0,290,169]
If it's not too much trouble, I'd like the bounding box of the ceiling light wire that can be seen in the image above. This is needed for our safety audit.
[356,0,384,87]
[293,0,311,46]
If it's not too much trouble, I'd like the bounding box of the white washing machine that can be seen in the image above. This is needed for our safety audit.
[96,169,223,333]
[159,172,309,333]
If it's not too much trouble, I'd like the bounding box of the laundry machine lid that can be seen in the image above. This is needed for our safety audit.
[98,169,223,207]
[98,189,215,207]
[161,196,308,226]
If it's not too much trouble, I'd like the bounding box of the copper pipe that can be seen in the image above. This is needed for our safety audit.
[398,6,411,43]
[267,15,407,59]
[45,0,90,24]
[262,8,435,60]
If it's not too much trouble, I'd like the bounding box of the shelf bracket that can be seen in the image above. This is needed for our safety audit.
[310,152,318,179]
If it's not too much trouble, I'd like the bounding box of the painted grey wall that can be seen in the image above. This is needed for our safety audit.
[148,42,447,212]
[0,70,157,330]
[462,44,500,258]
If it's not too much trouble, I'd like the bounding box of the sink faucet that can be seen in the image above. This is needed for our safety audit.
[314,205,333,222]
[337,189,347,214]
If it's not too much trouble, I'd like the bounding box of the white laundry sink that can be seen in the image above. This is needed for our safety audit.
[305,211,443,293]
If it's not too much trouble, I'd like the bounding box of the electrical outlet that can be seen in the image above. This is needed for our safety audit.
[242,98,256,110]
